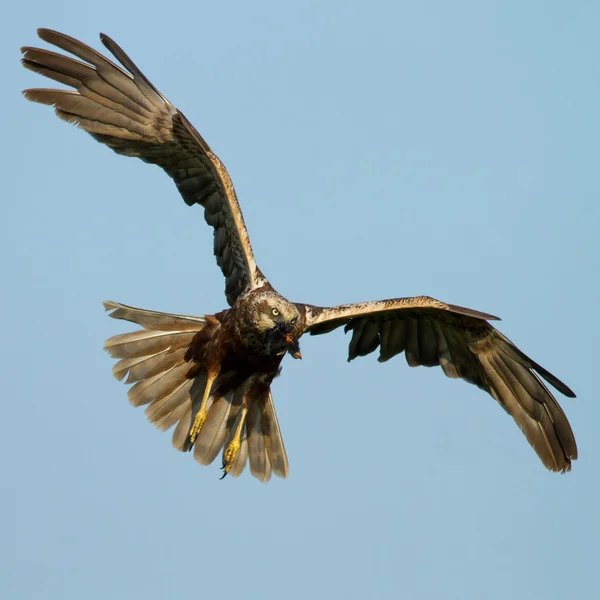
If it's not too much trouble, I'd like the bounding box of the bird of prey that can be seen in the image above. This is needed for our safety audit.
[21,29,577,481]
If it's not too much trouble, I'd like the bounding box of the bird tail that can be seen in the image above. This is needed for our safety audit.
[182,384,289,482]
[103,301,288,481]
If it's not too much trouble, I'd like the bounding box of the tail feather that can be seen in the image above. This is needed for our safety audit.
[219,389,289,482]
[192,395,233,464]
[246,400,271,482]
[104,300,289,481]
[127,362,191,407]
[154,397,191,433]
[145,379,193,431]
[104,328,196,360]
[172,406,192,452]
[262,393,290,478]
[222,390,249,478]
[113,347,187,384]
[103,300,206,331]
[230,431,249,478]
[178,374,211,452]
[104,299,205,441]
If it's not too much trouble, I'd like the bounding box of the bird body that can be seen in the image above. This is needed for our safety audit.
[22,29,578,481]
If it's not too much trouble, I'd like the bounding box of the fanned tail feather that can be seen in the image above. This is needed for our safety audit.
[104,299,205,444]
[104,301,289,481]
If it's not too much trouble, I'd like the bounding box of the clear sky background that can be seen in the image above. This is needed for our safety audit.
[2,2,599,599]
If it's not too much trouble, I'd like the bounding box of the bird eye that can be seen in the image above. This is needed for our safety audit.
[291,318,297,324]
[272,308,279,316]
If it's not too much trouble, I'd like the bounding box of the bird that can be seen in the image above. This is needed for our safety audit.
[21,28,577,481]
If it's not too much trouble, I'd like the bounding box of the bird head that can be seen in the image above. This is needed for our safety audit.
[254,295,303,359]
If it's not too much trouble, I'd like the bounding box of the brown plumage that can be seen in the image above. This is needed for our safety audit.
[22,29,578,481]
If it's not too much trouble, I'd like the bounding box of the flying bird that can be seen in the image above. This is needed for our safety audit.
[21,29,578,481]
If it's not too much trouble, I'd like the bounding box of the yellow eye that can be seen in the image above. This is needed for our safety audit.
[291,318,297,324]
[272,308,279,316]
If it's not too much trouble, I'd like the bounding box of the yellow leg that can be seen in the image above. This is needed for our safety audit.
[188,371,218,445]
[221,402,249,477]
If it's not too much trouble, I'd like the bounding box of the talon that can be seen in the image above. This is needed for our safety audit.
[188,409,207,444]
[222,438,241,475]
[220,398,249,477]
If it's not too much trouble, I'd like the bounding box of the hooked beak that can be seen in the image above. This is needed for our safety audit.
[285,333,302,360]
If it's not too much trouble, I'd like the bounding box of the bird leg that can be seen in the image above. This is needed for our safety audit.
[188,366,220,445]
[221,398,250,478]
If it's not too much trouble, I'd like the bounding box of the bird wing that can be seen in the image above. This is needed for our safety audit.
[302,295,577,472]
[21,29,265,306]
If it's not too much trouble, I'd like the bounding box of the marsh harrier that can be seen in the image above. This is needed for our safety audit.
[21,29,577,480]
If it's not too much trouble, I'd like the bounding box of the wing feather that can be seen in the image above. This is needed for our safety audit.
[417,315,439,367]
[302,295,577,472]
[431,320,459,379]
[22,29,266,305]
[380,318,407,362]
[405,316,421,367]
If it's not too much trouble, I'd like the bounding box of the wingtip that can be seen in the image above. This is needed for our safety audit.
[447,302,501,321]
[103,300,120,313]
[475,310,501,321]
[99,32,119,54]
[557,459,573,474]
[36,28,58,43]
[21,89,42,102]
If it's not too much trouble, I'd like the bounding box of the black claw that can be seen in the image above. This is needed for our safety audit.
[219,469,228,480]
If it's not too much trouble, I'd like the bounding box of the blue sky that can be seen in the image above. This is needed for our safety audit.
[3,2,599,598]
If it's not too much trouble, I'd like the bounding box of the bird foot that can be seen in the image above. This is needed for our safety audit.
[221,438,241,477]
[188,409,207,444]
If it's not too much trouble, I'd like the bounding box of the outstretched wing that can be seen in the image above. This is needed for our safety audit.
[21,29,264,305]
[303,295,577,473]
